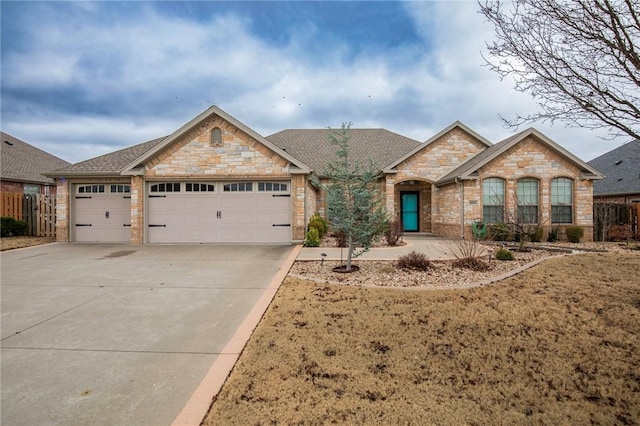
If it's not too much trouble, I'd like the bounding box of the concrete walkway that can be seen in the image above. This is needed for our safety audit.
[297,234,478,261]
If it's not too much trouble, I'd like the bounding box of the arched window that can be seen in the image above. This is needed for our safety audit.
[482,178,505,223]
[551,178,573,223]
[517,178,539,223]
[211,127,223,146]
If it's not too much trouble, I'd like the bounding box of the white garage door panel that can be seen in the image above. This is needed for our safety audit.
[147,183,291,243]
[74,193,131,243]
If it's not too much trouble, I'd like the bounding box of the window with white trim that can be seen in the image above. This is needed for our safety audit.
[150,183,181,192]
[78,184,105,194]
[186,183,215,192]
[517,178,539,224]
[551,178,573,223]
[223,182,253,192]
[110,185,131,193]
[257,182,288,192]
[482,178,505,223]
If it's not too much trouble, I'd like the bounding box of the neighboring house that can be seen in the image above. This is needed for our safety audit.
[0,132,70,195]
[47,105,603,244]
[587,139,640,204]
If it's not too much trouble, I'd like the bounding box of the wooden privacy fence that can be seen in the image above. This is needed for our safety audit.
[593,202,639,241]
[1,192,56,237]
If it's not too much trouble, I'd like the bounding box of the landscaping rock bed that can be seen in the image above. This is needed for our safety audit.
[290,242,633,289]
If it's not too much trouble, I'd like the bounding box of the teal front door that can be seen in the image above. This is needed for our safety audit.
[401,192,419,232]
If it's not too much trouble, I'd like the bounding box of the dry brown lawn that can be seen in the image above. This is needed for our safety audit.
[204,253,640,425]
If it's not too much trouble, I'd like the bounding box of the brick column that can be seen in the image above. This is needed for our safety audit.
[130,176,144,244]
[55,179,70,242]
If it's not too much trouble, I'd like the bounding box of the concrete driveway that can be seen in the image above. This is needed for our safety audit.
[1,243,295,426]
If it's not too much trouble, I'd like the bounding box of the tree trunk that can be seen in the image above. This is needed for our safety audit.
[346,234,354,272]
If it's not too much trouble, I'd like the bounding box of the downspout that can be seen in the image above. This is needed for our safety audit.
[456,177,465,239]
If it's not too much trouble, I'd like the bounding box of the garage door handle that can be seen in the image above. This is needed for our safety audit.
[76,224,92,227]
[272,224,291,227]
[217,211,222,219]
[149,224,166,227]
[105,211,110,219]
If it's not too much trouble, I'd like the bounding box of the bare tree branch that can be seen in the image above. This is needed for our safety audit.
[480,0,640,140]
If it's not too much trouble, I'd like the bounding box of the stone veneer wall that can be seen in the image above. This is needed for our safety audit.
[435,136,596,241]
[55,180,69,242]
[385,128,487,231]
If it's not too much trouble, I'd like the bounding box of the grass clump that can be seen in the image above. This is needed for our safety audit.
[495,248,514,261]
[396,251,430,271]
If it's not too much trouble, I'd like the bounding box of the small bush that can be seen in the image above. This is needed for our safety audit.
[607,224,634,241]
[452,257,490,271]
[397,251,430,271]
[489,223,512,241]
[530,226,544,243]
[304,228,320,247]
[565,226,584,243]
[384,218,403,246]
[332,230,347,248]
[547,228,559,242]
[1,216,28,237]
[308,213,328,239]
[495,248,514,261]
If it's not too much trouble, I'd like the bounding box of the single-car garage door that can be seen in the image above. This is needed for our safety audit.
[74,184,131,242]
[147,181,291,244]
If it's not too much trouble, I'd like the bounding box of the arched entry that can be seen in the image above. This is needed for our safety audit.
[395,180,432,233]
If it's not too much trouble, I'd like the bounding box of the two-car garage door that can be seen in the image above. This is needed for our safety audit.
[72,181,292,244]
[147,181,291,244]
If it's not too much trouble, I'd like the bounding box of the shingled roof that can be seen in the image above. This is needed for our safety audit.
[588,139,640,196]
[266,128,422,173]
[48,137,167,177]
[0,132,70,184]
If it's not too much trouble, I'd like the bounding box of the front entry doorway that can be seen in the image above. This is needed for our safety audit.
[400,191,419,232]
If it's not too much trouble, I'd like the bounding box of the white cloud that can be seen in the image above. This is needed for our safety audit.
[2,1,629,164]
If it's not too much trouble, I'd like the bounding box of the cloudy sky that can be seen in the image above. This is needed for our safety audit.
[1,1,631,164]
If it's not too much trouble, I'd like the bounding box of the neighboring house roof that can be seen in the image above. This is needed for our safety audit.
[48,137,167,177]
[267,128,421,173]
[383,121,492,173]
[0,132,70,185]
[123,105,311,174]
[588,139,640,196]
[437,128,603,186]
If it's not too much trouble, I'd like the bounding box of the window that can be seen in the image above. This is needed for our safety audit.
[551,178,573,223]
[24,184,40,195]
[110,185,131,193]
[211,127,223,146]
[517,178,539,223]
[78,184,105,194]
[186,183,215,192]
[223,182,253,192]
[482,178,505,223]
[258,182,288,192]
[150,183,181,192]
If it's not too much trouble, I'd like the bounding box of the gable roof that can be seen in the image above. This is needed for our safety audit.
[267,128,421,173]
[123,105,311,174]
[1,132,70,184]
[48,137,167,177]
[437,128,604,186]
[588,139,640,196]
[383,121,492,173]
